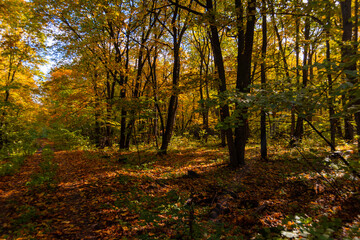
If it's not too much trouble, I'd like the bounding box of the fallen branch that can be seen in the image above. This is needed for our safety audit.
[304,117,360,179]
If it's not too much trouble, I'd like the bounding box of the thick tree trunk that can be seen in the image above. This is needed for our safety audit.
[341,0,356,142]
[206,0,236,163]
[354,0,360,153]
[234,0,256,167]
[343,114,354,140]
[0,90,9,149]
[160,95,179,153]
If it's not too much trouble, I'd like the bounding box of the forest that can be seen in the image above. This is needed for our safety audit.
[1,0,360,239]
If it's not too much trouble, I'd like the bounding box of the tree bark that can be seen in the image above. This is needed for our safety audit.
[341,0,356,142]
[294,14,310,140]
[325,0,336,149]
[205,0,236,163]
[260,0,268,161]
[353,0,360,153]
[159,2,189,154]
[234,0,257,167]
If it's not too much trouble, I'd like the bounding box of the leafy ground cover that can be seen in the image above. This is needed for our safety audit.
[0,139,359,239]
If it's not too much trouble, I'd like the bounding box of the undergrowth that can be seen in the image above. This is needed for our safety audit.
[26,146,58,190]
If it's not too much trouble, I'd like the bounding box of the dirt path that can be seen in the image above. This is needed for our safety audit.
[46,150,123,239]
[0,144,229,239]
[0,148,124,239]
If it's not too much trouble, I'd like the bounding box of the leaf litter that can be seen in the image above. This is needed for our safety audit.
[0,141,359,239]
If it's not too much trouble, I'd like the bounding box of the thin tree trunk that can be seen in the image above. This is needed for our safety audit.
[270,0,294,137]
[326,1,336,149]
[293,12,300,137]
[294,14,310,140]
[92,72,102,147]
[160,39,181,153]
[119,29,130,149]
[193,31,210,141]
[159,1,190,154]
[260,0,268,161]
[125,36,146,149]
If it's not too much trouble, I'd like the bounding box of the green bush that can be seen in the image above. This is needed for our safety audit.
[0,155,25,176]
[2,124,39,155]
[41,147,54,161]
[47,127,91,150]
[26,147,58,190]
[0,126,39,176]
[280,215,342,239]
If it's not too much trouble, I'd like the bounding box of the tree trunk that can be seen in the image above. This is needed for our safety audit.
[149,47,161,148]
[125,36,146,149]
[206,0,236,162]
[119,29,130,149]
[341,0,356,142]
[193,31,211,142]
[93,82,101,147]
[294,14,310,140]
[326,1,336,149]
[159,1,190,154]
[234,0,257,167]
[293,12,300,137]
[159,42,181,153]
[354,0,360,153]
[260,0,267,161]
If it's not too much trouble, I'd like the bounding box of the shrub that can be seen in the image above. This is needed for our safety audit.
[47,127,91,150]
[26,147,58,190]
[0,155,25,176]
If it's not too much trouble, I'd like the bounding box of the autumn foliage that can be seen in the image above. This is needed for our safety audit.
[1,0,360,239]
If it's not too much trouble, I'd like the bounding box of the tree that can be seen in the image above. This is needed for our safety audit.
[233,0,257,167]
[340,0,358,149]
[260,0,267,161]
[159,0,193,154]
[0,0,45,149]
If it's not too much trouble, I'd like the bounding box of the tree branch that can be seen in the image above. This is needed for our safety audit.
[304,117,360,179]
[168,0,203,16]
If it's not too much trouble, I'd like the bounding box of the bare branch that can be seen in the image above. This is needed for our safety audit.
[167,0,203,16]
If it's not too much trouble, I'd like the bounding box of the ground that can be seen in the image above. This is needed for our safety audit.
[1,139,360,239]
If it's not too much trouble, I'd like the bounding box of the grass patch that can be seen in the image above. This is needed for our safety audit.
[0,155,26,176]
[26,146,58,190]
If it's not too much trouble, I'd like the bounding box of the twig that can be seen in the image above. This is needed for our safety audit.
[303,117,360,179]
[294,146,344,200]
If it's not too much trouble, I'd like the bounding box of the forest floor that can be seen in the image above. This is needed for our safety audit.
[1,139,360,239]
